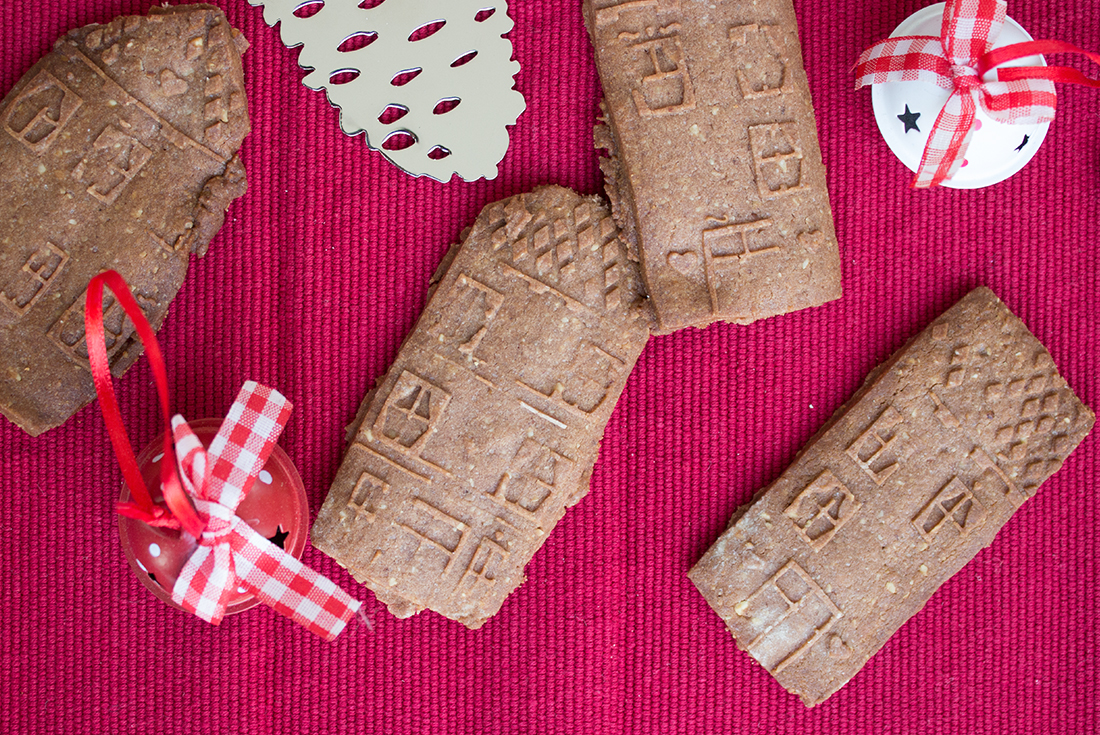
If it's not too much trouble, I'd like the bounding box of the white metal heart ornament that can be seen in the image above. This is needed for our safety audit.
[247,0,526,182]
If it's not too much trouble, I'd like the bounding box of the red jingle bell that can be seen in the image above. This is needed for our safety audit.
[118,418,310,615]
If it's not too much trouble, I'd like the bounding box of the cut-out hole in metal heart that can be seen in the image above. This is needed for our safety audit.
[451,50,478,68]
[390,68,422,87]
[338,31,377,53]
[433,98,461,115]
[378,104,409,124]
[329,69,360,85]
[382,130,416,150]
[294,1,325,19]
[409,20,446,42]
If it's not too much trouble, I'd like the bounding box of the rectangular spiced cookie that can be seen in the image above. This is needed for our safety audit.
[689,287,1094,706]
[0,4,249,435]
[583,0,841,333]
[312,186,653,628]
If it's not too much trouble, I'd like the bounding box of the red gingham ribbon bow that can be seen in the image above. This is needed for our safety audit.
[85,271,360,641]
[856,0,1100,188]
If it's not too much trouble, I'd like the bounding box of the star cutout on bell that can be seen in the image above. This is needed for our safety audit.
[268,526,290,550]
[897,105,921,133]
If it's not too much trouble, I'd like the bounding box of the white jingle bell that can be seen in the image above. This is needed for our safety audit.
[871,2,1050,189]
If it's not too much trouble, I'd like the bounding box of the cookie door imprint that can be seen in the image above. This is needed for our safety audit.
[739,561,842,675]
[246,0,525,182]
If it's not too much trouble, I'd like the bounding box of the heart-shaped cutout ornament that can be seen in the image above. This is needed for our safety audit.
[667,250,699,275]
[246,0,525,182]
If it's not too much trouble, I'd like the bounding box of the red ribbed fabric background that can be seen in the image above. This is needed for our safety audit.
[1,1,1097,733]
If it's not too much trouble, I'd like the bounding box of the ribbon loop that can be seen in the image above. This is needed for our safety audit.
[86,271,360,640]
[170,415,209,502]
[86,271,204,536]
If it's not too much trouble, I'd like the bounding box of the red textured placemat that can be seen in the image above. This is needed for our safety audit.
[1,1,1096,733]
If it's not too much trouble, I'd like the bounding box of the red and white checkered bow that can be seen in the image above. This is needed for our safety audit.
[168,382,361,640]
[856,0,1100,188]
[85,271,360,641]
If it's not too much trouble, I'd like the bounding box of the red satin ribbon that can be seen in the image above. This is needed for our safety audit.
[981,39,1100,88]
[85,271,204,538]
